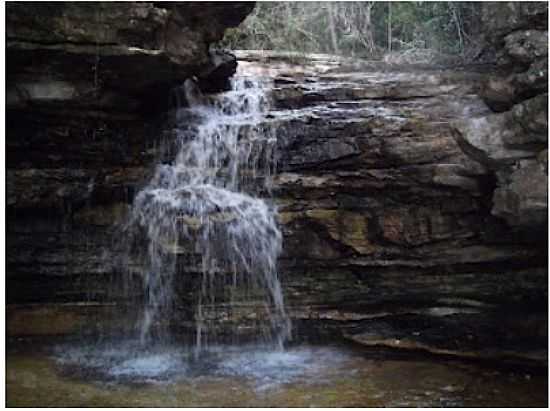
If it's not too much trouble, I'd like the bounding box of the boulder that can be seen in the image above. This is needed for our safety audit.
[511,93,548,139]
[452,112,536,167]
[453,94,547,164]
[452,91,548,230]
[504,30,548,63]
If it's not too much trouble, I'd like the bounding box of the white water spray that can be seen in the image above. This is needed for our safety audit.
[125,75,290,351]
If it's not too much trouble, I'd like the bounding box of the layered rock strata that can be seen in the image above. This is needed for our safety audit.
[6,2,255,114]
[6,1,253,303]
[6,3,548,366]
[234,51,547,363]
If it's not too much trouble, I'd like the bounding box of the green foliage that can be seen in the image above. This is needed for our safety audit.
[218,2,483,62]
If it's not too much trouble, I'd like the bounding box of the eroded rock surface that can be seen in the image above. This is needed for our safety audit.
[6,2,254,113]
[226,52,546,363]
[6,2,254,304]
[455,2,548,230]
[6,3,548,366]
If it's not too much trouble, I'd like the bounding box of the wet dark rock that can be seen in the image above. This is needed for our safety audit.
[6,2,253,113]
[511,93,548,139]
[198,49,239,93]
[247,50,545,363]
[6,2,255,308]
[6,4,548,366]
[512,57,549,97]
[492,159,548,227]
[480,61,548,112]
[344,309,548,364]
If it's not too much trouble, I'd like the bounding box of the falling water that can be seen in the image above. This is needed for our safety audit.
[124,75,291,352]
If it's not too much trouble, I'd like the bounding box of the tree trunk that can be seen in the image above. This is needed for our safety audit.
[451,4,464,54]
[388,2,392,52]
[364,3,375,54]
[328,3,340,55]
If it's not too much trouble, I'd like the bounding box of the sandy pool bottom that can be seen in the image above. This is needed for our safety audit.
[6,340,548,407]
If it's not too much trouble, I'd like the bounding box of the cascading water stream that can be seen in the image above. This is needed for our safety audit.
[125,74,291,353]
[51,71,294,383]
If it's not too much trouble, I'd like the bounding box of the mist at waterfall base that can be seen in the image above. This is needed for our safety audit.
[52,73,310,386]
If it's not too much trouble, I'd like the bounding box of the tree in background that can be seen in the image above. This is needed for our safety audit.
[220,2,483,63]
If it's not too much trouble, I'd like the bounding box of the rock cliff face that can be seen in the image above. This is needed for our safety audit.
[455,2,548,229]
[231,52,546,363]
[7,2,254,114]
[6,3,548,365]
[6,1,254,301]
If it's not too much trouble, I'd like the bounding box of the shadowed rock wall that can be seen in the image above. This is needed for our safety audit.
[232,50,546,364]
[6,1,254,303]
[6,2,548,365]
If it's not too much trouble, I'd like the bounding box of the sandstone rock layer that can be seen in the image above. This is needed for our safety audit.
[6,3,548,366]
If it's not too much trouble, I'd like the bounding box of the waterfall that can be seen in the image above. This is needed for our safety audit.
[124,75,291,352]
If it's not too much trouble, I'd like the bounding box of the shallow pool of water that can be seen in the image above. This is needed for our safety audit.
[6,339,547,407]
